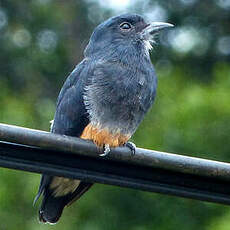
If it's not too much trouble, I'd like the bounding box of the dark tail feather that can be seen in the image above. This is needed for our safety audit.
[66,182,92,206]
[39,182,93,224]
[39,191,66,224]
[34,175,51,206]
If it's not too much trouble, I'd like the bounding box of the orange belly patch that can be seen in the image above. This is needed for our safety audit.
[80,123,130,148]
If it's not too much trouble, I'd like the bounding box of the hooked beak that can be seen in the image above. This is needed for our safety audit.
[141,22,174,39]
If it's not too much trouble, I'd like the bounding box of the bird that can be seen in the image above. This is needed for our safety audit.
[34,13,173,224]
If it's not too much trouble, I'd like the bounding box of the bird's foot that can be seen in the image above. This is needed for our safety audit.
[100,144,110,157]
[125,142,136,156]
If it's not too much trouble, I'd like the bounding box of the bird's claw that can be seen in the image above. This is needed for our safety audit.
[100,144,110,157]
[125,142,136,156]
[100,142,136,157]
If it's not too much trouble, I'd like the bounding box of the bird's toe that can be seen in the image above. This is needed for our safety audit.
[100,144,110,156]
[125,142,136,156]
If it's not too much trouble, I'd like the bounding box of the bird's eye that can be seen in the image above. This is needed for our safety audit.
[120,22,132,31]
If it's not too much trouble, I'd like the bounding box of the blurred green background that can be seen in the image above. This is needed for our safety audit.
[0,0,230,229]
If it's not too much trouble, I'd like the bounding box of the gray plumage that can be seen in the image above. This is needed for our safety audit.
[35,13,173,224]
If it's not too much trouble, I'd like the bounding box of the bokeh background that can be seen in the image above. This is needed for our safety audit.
[0,0,230,229]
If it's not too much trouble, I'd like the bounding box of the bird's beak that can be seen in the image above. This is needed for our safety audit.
[141,22,174,39]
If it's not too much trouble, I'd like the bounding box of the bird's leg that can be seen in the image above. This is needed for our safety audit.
[100,142,136,157]
[100,144,110,156]
[125,142,136,156]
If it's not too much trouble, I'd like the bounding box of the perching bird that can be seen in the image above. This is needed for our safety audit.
[34,13,173,224]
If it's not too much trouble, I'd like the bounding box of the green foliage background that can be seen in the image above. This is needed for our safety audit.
[0,0,230,229]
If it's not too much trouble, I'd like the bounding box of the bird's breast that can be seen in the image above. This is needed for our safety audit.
[83,60,156,140]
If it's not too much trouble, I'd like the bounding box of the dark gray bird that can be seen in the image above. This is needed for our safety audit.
[34,13,173,224]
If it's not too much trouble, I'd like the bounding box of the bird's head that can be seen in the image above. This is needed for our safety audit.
[84,13,173,58]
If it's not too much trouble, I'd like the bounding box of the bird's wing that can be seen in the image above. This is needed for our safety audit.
[52,59,90,136]
[35,59,93,224]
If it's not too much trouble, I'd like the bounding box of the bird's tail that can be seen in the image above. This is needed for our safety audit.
[35,175,92,224]
[39,190,67,224]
